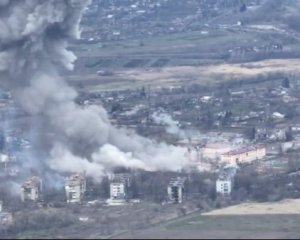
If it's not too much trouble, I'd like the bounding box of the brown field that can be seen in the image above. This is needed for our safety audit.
[203,198,300,216]
[68,58,300,92]
[113,199,300,239]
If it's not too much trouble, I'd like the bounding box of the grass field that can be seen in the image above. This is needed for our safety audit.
[114,199,300,239]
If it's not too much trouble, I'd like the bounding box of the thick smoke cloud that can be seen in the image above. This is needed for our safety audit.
[0,0,190,181]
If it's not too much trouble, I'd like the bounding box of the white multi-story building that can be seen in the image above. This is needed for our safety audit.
[110,182,126,200]
[65,174,86,203]
[216,178,232,195]
[21,176,42,202]
[107,173,132,205]
[167,177,186,204]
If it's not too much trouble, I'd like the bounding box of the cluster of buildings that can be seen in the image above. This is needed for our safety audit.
[81,0,260,42]
[17,172,189,208]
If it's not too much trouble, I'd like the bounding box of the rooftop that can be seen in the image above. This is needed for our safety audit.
[222,145,265,156]
[65,174,86,186]
[168,177,186,187]
[22,176,41,189]
[204,143,231,149]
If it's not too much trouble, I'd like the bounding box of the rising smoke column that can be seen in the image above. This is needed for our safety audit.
[152,112,184,137]
[0,0,190,180]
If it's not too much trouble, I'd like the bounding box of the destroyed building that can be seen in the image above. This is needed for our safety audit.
[216,166,237,195]
[167,177,186,204]
[109,173,131,200]
[21,176,42,202]
[65,174,86,203]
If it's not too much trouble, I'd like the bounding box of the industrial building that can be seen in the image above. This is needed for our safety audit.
[221,145,266,166]
[167,177,186,204]
[21,176,42,202]
[65,174,86,203]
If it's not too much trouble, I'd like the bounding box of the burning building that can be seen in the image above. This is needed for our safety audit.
[167,177,186,204]
[65,174,86,203]
[21,176,43,202]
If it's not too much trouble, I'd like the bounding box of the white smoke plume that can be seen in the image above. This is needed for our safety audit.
[0,0,190,181]
[152,112,187,139]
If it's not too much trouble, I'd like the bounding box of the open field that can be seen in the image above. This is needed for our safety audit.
[67,58,300,92]
[66,19,300,92]
[114,199,300,239]
[203,199,300,215]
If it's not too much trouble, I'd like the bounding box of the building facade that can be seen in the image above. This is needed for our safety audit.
[110,182,126,200]
[221,145,266,166]
[216,178,232,195]
[65,174,86,203]
[21,176,42,202]
[167,177,186,204]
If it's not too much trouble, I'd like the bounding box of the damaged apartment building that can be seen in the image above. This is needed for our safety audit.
[21,176,43,202]
[167,177,186,204]
[107,173,131,205]
[65,174,86,203]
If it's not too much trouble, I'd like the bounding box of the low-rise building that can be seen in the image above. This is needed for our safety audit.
[167,177,186,204]
[221,145,266,166]
[21,176,42,202]
[65,174,86,203]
